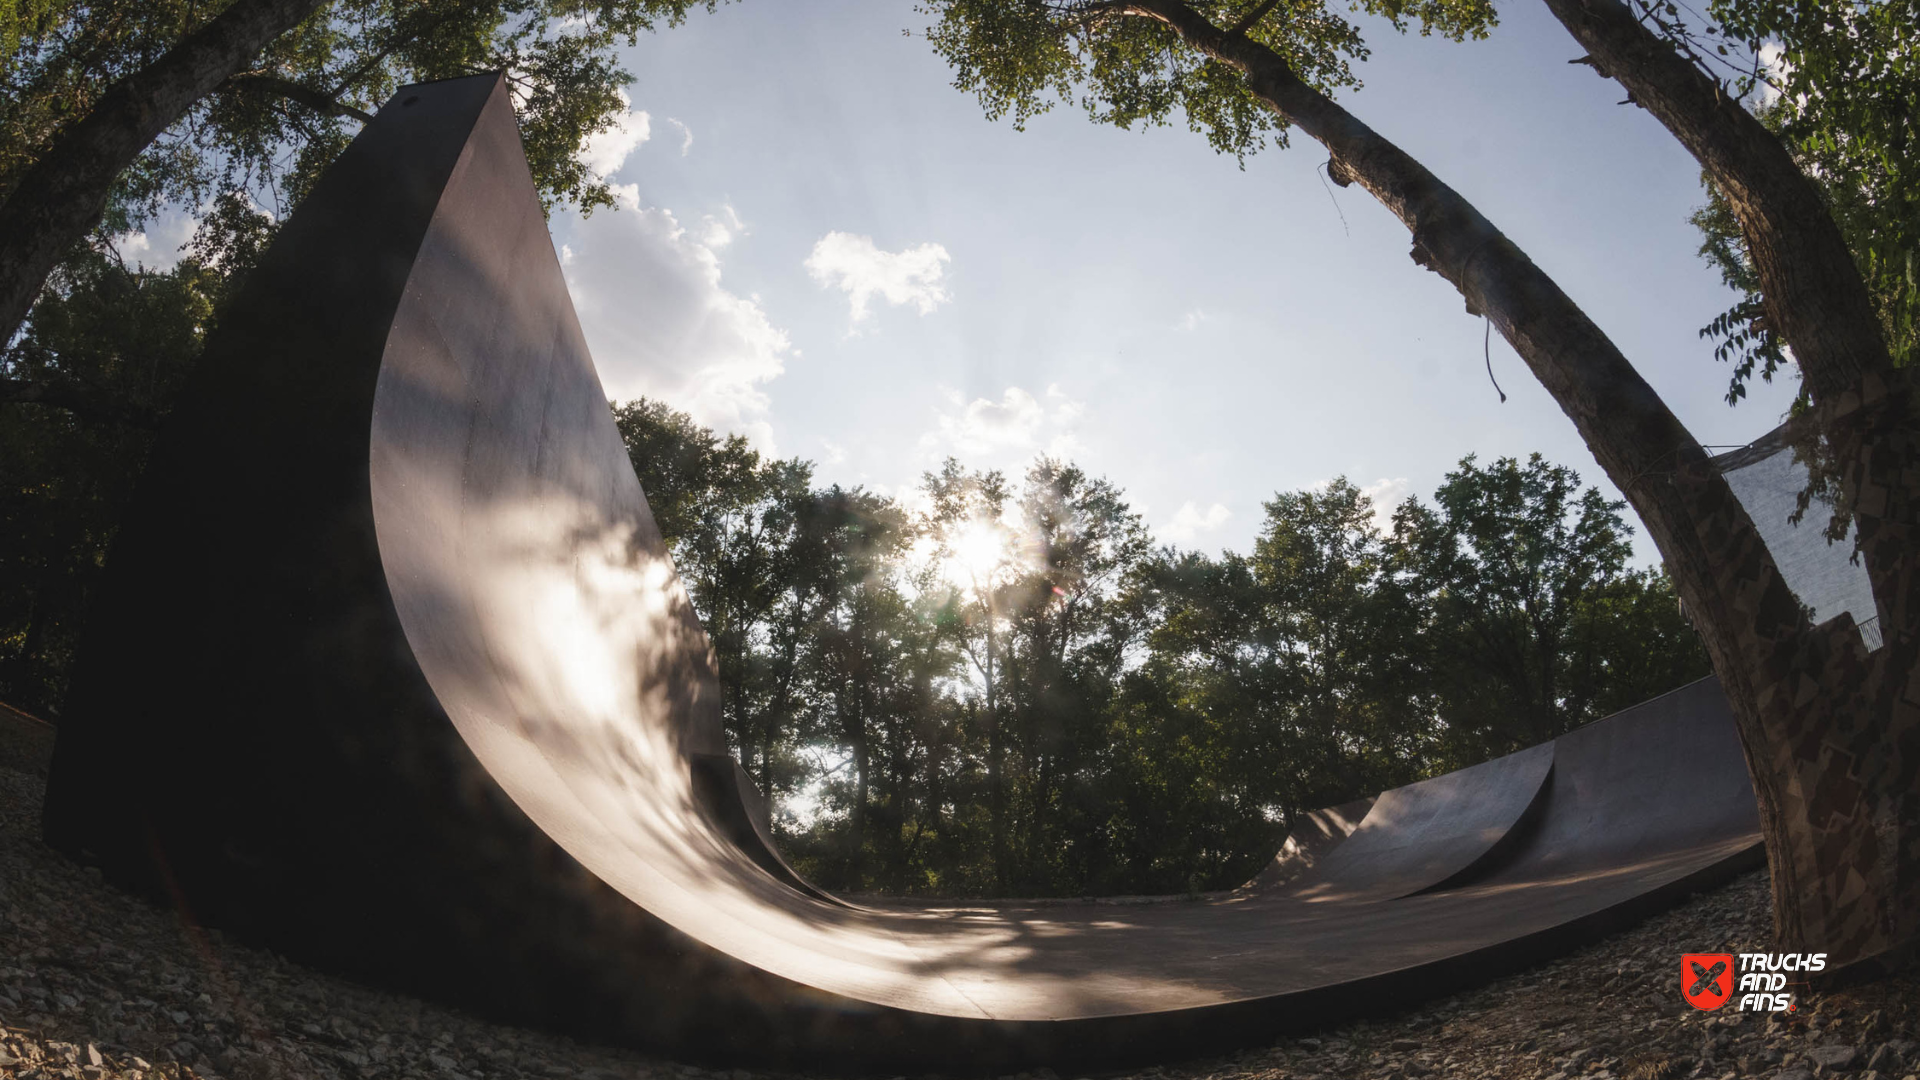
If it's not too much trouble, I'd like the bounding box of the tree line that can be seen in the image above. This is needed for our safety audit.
[613,398,1706,897]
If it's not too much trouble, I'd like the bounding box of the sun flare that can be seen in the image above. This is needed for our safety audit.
[935,512,1028,593]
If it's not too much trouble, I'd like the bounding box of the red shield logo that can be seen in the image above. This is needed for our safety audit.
[1683,953,1734,1010]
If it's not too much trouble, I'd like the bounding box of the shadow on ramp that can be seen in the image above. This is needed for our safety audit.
[42,73,1763,1072]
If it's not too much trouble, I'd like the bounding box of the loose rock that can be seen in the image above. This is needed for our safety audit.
[1809,1045,1860,1071]
[4,721,1918,1080]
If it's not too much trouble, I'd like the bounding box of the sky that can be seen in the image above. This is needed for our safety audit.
[146,0,1804,564]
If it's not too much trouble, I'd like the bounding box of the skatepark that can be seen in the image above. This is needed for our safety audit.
[36,74,1846,1070]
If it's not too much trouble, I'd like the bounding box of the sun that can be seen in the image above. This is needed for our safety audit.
[941,516,1014,590]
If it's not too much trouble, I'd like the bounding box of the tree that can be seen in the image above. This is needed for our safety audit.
[0,0,328,349]
[614,397,824,798]
[1109,481,1427,895]
[1535,0,1918,972]
[0,246,221,712]
[801,496,943,889]
[1253,480,1429,786]
[919,457,1021,889]
[0,0,720,352]
[1,3,723,709]
[1393,454,1709,764]
[906,457,1158,894]
[1686,0,1917,404]
[923,0,1917,970]
[616,400,980,897]
[993,458,1151,892]
[1107,551,1289,893]
[787,537,975,895]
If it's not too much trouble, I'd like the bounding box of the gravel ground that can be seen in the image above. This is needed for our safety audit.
[3,713,1916,1080]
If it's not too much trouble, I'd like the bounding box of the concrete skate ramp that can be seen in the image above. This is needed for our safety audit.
[43,74,1764,1071]
[1280,743,1552,901]
[1468,678,1763,889]
[1249,796,1373,888]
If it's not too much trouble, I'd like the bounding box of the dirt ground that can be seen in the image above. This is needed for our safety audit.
[3,709,1915,1080]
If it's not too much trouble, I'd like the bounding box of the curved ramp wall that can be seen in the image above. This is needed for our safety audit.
[1473,677,1764,889]
[1280,743,1552,902]
[40,72,885,1064]
[43,73,1766,1071]
[1249,797,1374,888]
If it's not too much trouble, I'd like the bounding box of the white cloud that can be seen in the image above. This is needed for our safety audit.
[666,117,694,156]
[582,90,651,179]
[1044,382,1084,423]
[804,232,950,327]
[1361,477,1412,531]
[700,204,745,249]
[560,196,790,453]
[1755,41,1788,107]
[1178,308,1208,331]
[935,386,1042,453]
[111,204,202,272]
[919,385,1085,463]
[1304,476,1412,532]
[820,438,848,465]
[1161,501,1232,543]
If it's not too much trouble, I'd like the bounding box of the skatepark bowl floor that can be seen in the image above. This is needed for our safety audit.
[6,712,1920,1080]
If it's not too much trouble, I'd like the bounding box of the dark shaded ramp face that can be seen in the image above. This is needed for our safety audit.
[1249,796,1374,889]
[43,75,1766,1072]
[40,73,902,1063]
[1282,744,1553,902]
[1463,677,1763,890]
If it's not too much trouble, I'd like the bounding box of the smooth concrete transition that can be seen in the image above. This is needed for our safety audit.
[42,74,1765,1071]
[1250,796,1373,889]
[1280,743,1553,902]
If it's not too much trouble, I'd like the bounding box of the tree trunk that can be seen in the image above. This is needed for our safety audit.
[886,714,915,892]
[1123,0,1917,972]
[0,0,328,344]
[1537,0,1920,971]
[1536,0,1893,402]
[758,729,773,801]
[851,714,869,879]
[765,614,806,800]
[986,620,1009,893]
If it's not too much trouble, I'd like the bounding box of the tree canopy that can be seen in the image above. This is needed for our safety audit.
[924,0,1493,163]
[2,0,715,228]
[1687,0,1919,403]
[0,0,720,714]
[616,401,1706,897]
